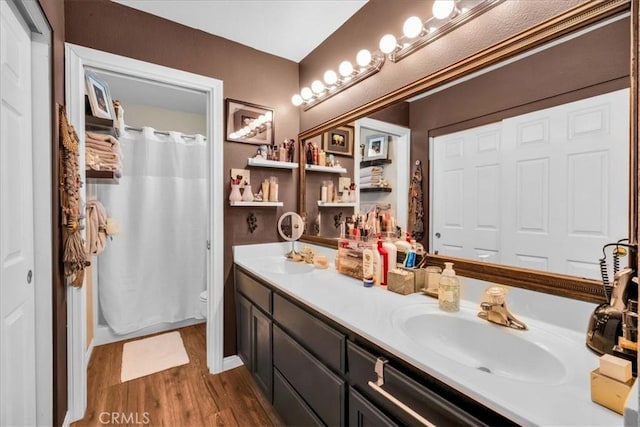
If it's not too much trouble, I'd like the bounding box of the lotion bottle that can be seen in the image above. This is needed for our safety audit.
[372,243,381,286]
[438,262,460,312]
[382,240,397,271]
[362,248,374,287]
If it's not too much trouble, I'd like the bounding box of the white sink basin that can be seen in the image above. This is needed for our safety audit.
[392,304,568,384]
[255,257,315,275]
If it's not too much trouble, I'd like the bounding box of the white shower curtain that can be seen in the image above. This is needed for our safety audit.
[97,127,207,335]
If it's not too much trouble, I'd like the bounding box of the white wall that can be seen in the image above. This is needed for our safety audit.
[119,101,206,135]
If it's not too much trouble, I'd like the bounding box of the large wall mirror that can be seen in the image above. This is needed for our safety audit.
[297,0,637,303]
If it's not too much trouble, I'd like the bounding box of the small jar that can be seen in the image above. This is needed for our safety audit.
[268,176,278,202]
[242,184,253,202]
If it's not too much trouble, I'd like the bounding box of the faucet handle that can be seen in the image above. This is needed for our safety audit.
[484,285,507,304]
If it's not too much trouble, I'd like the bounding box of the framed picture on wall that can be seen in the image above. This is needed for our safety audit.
[85,70,115,120]
[363,134,389,161]
[225,98,275,145]
[323,125,354,156]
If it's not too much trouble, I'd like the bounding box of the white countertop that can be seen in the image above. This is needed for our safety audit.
[233,242,624,426]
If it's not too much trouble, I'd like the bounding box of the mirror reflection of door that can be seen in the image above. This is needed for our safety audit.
[431,89,629,279]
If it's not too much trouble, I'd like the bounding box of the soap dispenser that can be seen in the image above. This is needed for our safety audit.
[439,262,460,312]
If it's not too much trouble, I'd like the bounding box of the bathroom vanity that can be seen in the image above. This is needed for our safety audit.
[234,242,624,426]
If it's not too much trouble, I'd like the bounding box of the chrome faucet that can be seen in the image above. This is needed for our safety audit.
[478,286,528,330]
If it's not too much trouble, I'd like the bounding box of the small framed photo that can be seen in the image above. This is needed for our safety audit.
[85,70,114,119]
[363,134,389,161]
[225,98,275,145]
[323,125,354,156]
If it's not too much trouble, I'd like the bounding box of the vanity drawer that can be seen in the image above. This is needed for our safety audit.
[235,267,271,314]
[273,368,324,427]
[347,341,510,427]
[273,293,346,373]
[274,325,345,426]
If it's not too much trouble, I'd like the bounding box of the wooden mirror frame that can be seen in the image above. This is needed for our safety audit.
[298,0,637,303]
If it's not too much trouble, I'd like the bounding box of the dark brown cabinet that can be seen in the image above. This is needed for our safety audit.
[235,270,273,402]
[234,265,516,427]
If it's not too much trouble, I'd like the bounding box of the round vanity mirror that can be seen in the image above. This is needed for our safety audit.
[278,211,305,261]
[277,211,305,241]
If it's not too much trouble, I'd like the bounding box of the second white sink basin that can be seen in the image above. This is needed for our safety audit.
[391,304,568,385]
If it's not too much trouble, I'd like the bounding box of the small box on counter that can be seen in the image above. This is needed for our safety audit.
[400,266,426,293]
[387,269,414,295]
[590,368,636,414]
[600,354,632,383]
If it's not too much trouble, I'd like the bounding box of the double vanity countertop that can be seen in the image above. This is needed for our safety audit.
[234,242,624,426]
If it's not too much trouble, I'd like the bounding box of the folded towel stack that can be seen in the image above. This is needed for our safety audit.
[85,131,123,177]
[359,165,389,189]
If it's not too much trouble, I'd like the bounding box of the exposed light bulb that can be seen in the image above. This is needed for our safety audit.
[311,80,325,94]
[291,94,303,106]
[324,70,338,85]
[432,0,455,19]
[300,87,313,100]
[264,111,273,122]
[338,60,354,77]
[403,16,423,38]
[356,49,372,67]
[379,34,398,54]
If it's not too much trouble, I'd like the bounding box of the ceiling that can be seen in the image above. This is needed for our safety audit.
[111,0,368,63]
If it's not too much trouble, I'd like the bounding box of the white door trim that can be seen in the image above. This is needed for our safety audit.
[64,43,225,422]
[354,117,411,231]
[2,1,53,425]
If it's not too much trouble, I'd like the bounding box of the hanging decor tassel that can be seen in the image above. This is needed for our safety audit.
[59,104,90,287]
[408,160,425,241]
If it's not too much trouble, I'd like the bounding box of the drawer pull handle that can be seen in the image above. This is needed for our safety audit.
[368,357,436,427]
[368,381,436,427]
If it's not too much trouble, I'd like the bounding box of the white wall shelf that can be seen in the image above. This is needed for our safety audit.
[317,201,356,207]
[230,201,283,207]
[305,164,347,174]
[247,157,298,169]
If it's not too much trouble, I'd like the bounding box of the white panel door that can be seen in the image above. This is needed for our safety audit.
[432,122,502,262]
[431,89,628,279]
[0,2,37,425]
[501,89,628,278]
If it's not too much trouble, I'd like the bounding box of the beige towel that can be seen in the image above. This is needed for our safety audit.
[85,199,108,256]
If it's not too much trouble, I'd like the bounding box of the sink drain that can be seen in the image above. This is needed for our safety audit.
[476,366,492,373]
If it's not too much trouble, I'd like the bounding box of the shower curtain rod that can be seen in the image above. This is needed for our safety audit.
[124,125,206,140]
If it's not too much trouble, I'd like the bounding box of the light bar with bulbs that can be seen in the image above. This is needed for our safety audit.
[380,0,503,62]
[292,0,503,109]
[292,49,385,110]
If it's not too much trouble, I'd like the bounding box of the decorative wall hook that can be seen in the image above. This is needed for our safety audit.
[247,213,258,233]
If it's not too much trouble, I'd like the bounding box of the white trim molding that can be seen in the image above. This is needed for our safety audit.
[64,43,225,422]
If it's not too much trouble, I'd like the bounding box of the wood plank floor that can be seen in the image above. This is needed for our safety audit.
[72,324,283,427]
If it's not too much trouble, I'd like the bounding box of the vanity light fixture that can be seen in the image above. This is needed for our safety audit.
[291,0,502,110]
[292,48,385,110]
[381,0,504,62]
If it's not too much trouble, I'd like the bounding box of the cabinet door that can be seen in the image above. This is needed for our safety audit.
[251,306,273,402]
[349,387,397,427]
[236,293,252,369]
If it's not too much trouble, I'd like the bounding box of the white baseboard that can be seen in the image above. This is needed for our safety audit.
[62,410,71,427]
[94,318,204,346]
[222,355,244,372]
[85,338,94,367]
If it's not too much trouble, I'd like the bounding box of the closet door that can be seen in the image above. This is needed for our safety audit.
[0,2,37,425]
[431,122,502,263]
[500,89,628,278]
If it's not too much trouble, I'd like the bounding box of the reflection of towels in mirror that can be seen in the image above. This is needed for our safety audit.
[360,166,383,177]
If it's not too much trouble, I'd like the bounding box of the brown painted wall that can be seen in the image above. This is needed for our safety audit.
[64,0,300,357]
[298,0,587,131]
[38,1,67,425]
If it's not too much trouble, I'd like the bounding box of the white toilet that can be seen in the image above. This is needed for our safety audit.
[199,290,208,319]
